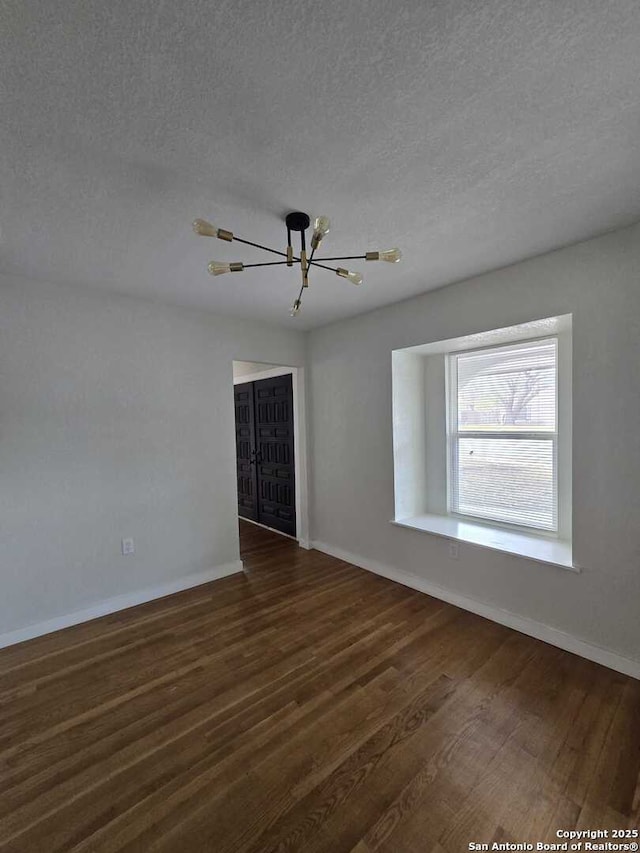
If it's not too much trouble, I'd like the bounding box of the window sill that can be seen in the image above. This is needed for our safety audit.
[391,513,577,572]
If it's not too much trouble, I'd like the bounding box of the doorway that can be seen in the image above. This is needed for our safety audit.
[233,361,308,545]
[234,373,296,537]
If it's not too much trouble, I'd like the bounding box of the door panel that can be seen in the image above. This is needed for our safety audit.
[254,375,296,537]
[234,382,257,521]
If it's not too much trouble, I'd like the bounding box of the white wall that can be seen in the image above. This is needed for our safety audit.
[309,222,640,667]
[0,274,305,638]
[391,351,427,519]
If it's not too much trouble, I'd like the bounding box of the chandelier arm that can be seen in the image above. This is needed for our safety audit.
[242,261,299,268]
[223,238,341,272]
[303,245,316,288]
[236,257,337,273]
[308,261,340,273]
[312,255,367,261]
[299,229,308,288]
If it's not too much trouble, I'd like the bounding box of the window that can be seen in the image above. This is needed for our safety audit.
[447,338,558,532]
[392,316,571,566]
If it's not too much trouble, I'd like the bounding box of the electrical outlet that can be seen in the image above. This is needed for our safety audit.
[121,537,135,556]
[448,540,459,560]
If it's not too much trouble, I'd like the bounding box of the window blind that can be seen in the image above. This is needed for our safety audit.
[449,338,558,531]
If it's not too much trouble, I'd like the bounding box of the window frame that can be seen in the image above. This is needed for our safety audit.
[445,335,560,537]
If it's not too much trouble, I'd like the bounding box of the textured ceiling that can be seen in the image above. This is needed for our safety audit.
[1,1,639,329]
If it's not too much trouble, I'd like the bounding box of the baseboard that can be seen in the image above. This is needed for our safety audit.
[311,540,640,681]
[0,560,244,650]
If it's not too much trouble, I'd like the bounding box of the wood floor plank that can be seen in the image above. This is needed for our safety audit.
[0,607,409,841]
[0,520,638,853]
[64,614,466,851]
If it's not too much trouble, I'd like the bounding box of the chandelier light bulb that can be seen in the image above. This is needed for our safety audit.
[193,219,234,241]
[380,247,402,263]
[366,247,403,262]
[314,216,330,237]
[208,261,231,276]
[193,219,218,237]
[207,261,244,276]
[337,267,363,286]
[290,299,302,316]
[311,215,331,249]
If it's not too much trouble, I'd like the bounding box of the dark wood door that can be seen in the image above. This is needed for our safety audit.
[234,382,258,522]
[254,375,296,537]
[233,374,296,537]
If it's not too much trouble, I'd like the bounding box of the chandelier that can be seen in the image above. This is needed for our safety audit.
[192,211,401,316]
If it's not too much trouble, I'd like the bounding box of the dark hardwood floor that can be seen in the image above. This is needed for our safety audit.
[1,520,638,852]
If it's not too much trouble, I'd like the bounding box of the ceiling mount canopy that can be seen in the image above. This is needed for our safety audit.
[192,211,401,317]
